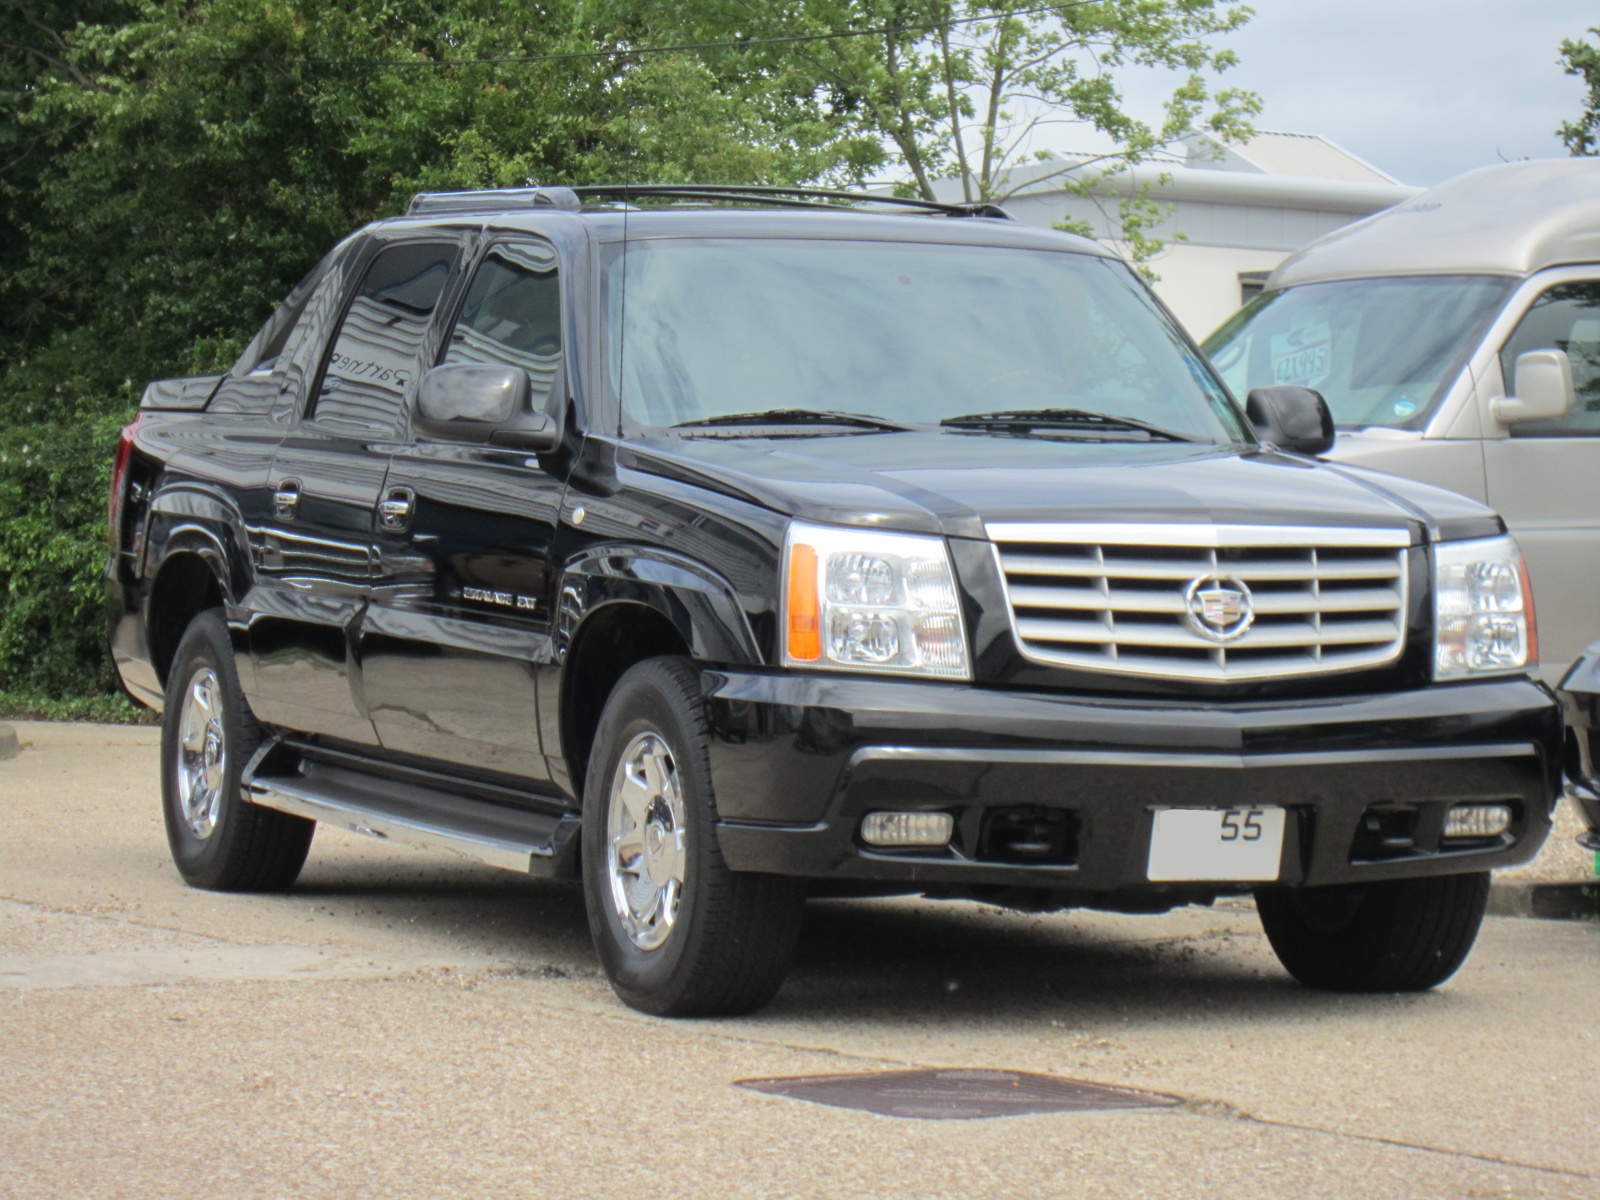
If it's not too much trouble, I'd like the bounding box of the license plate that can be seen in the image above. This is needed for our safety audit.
[1146,806,1285,882]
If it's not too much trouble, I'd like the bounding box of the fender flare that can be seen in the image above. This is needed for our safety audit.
[143,481,254,607]
[555,545,765,667]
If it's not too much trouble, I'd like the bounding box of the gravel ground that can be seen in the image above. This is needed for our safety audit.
[2,721,1596,1199]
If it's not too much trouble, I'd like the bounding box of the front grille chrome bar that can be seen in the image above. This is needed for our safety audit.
[987,523,1412,683]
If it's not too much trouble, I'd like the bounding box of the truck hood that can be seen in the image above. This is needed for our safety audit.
[618,431,1503,543]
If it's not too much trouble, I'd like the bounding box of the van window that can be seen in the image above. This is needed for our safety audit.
[1500,281,1600,436]
[1205,277,1512,429]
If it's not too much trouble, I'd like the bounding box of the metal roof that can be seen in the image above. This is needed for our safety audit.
[1200,131,1401,186]
[1267,158,1600,289]
[381,203,1113,256]
[408,183,1010,219]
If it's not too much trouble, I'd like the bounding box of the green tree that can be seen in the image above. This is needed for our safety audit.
[1,0,1256,705]
[630,0,1257,258]
[0,0,868,703]
[1559,26,1600,156]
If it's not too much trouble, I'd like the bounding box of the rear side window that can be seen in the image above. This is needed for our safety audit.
[232,252,333,379]
[1500,281,1600,436]
[213,248,345,415]
[441,241,562,411]
[312,241,460,430]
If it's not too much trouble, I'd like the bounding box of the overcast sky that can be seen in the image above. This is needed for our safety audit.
[1115,0,1592,185]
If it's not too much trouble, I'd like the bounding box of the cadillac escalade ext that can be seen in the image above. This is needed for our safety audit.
[108,185,1561,1016]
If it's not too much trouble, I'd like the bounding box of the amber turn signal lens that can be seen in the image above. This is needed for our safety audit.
[1518,553,1538,668]
[787,542,821,661]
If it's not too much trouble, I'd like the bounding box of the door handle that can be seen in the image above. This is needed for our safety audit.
[273,481,301,520]
[378,487,415,533]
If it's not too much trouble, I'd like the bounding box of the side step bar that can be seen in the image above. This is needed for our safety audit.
[248,763,580,877]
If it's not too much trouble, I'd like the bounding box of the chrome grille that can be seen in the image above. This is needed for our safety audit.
[987,523,1411,682]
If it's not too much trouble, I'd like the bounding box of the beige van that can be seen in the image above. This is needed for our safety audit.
[1205,158,1600,682]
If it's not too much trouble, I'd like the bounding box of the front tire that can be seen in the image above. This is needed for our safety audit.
[581,657,804,1017]
[160,610,314,891]
[1256,872,1490,993]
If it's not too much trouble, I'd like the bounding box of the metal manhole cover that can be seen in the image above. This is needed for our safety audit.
[735,1068,1182,1120]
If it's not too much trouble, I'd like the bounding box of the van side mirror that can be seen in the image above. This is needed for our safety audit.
[414,363,561,451]
[1245,386,1335,456]
[1492,349,1575,426]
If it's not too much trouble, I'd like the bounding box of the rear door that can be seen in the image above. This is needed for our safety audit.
[1477,270,1600,679]
[248,237,466,742]
[360,238,569,783]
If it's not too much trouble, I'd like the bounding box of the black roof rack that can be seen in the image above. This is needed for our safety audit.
[569,183,1011,219]
[405,183,1010,220]
[408,187,581,215]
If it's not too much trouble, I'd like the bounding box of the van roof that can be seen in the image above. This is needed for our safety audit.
[1267,158,1600,290]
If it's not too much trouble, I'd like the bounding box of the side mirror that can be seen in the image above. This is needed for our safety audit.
[1245,385,1335,456]
[1492,349,1575,426]
[413,363,562,452]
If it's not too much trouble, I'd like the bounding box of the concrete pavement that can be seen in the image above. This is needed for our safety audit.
[2,722,1597,1198]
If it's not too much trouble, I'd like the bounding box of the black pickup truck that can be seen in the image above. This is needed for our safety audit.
[109,185,1560,1016]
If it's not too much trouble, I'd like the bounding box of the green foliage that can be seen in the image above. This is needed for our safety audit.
[633,0,1258,258]
[0,0,867,703]
[0,0,1255,704]
[0,689,155,723]
[1559,26,1600,156]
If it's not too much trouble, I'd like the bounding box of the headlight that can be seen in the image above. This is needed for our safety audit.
[782,521,970,679]
[1433,535,1537,680]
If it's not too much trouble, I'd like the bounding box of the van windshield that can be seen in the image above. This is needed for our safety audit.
[606,238,1249,443]
[1204,276,1512,429]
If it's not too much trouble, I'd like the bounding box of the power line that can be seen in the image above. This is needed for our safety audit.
[291,2,1106,70]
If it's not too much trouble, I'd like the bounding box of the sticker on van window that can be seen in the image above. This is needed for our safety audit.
[1269,325,1331,388]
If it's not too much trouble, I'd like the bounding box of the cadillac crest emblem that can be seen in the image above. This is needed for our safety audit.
[1183,574,1254,642]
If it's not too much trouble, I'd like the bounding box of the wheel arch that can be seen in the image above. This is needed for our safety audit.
[141,481,255,689]
[555,547,764,797]
[145,533,231,689]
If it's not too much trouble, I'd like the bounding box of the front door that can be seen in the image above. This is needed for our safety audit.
[361,239,568,783]
[1479,275,1600,680]
[249,238,464,741]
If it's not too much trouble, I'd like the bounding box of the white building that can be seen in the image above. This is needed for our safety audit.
[935,132,1421,339]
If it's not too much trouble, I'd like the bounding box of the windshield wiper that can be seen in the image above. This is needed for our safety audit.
[939,407,1207,444]
[671,408,917,433]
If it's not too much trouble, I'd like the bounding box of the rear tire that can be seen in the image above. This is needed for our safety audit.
[1256,872,1490,993]
[581,657,804,1017]
[160,610,314,891]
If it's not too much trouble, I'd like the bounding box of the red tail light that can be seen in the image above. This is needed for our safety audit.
[108,417,142,547]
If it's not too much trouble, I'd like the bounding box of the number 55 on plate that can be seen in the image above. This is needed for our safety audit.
[1146,805,1286,882]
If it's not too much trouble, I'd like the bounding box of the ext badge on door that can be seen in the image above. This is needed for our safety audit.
[461,587,538,612]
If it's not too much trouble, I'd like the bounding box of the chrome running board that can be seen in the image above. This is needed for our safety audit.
[248,763,580,876]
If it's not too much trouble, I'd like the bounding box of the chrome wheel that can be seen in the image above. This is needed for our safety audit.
[175,666,227,840]
[606,731,687,951]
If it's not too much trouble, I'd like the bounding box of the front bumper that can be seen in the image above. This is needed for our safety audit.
[703,671,1561,895]
[1557,647,1600,853]
[1568,783,1600,853]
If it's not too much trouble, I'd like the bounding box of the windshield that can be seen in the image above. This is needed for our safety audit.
[605,238,1248,442]
[1203,276,1513,430]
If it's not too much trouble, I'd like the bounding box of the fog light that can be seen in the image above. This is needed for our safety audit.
[1443,803,1512,840]
[860,811,954,848]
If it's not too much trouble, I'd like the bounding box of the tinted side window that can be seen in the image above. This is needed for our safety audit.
[442,242,562,410]
[1501,281,1600,436]
[314,241,460,429]
[232,248,340,379]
